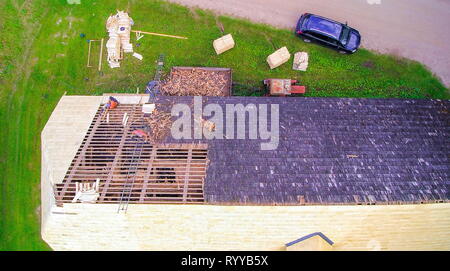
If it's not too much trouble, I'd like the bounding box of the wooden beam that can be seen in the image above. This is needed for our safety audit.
[98,38,104,71]
[87,39,101,68]
[131,30,188,40]
[87,40,92,67]
[182,148,193,202]
[140,147,157,202]
[99,105,137,201]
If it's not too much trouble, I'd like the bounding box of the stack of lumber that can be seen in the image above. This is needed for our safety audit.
[106,37,121,67]
[116,11,133,53]
[160,67,231,96]
[267,46,291,69]
[213,34,235,55]
[105,11,134,68]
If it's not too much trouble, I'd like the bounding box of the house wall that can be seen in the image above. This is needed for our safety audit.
[41,203,450,251]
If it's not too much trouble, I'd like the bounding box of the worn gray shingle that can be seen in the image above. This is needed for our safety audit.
[155,96,450,205]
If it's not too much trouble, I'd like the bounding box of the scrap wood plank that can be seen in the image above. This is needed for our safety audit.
[58,108,104,203]
[99,105,137,201]
[98,38,104,71]
[87,39,101,68]
[87,40,92,67]
[131,30,188,40]
[135,31,144,41]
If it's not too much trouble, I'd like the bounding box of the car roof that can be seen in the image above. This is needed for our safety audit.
[305,14,343,40]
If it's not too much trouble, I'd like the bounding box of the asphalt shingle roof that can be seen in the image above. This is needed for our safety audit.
[154,96,450,205]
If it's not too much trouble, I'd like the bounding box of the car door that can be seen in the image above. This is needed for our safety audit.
[307,31,338,48]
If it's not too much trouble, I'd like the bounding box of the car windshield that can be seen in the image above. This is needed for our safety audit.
[301,14,310,29]
[346,32,360,50]
[340,26,351,45]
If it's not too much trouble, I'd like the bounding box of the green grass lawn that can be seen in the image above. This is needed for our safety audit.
[0,0,448,251]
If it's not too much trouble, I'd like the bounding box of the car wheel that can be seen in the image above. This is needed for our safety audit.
[338,50,348,54]
[303,38,311,43]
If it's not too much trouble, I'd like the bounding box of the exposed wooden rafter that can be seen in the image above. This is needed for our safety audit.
[55,104,208,205]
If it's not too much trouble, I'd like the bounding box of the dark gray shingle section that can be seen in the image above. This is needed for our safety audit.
[154,96,450,205]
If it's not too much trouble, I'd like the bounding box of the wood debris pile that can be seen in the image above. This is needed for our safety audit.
[160,68,231,96]
[194,116,216,132]
[145,107,173,143]
[203,119,216,132]
[292,52,309,71]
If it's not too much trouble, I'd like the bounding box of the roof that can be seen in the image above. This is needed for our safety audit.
[53,99,208,205]
[154,96,450,205]
[306,14,343,40]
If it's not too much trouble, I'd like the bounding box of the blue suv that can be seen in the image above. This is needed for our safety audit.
[295,13,361,54]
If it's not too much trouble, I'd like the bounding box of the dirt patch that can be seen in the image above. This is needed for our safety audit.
[387,48,412,66]
[189,7,200,21]
[215,15,225,34]
[362,61,375,69]
[263,33,277,50]
[161,1,173,13]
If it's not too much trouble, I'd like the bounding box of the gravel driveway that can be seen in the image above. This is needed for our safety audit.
[167,0,450,87]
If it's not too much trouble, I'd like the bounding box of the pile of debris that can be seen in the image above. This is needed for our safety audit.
[266,47,310,72]
[292,52,309,71]
[160,67,232,96]
[145,106,173,143]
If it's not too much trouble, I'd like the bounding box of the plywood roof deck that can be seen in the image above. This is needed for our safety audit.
[55,103,208,205]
